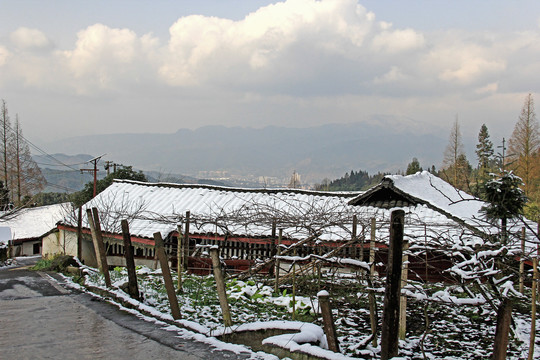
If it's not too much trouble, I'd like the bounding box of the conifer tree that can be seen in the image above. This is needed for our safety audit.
[475,124,495,198]
[508,94,540,198]
[482,171,527,243]
[406,157,422,175]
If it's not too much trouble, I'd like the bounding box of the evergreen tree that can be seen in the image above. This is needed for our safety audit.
[475,124,495,198]
[482,171,527,243]
[476,124,494,171]
[406,157,422,175]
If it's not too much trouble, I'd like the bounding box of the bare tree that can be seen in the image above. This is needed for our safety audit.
[508,94,540,199]
[442,116,471,191]
[12,115,45,205]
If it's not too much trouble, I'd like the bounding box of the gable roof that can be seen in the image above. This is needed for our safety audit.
[349,171,486,227]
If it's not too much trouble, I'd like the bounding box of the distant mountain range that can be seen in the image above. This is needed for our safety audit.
[40,122,446,187]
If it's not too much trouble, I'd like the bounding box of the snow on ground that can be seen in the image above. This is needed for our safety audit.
[54,263,540,360]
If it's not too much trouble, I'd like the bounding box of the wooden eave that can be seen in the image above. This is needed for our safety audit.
[348,178,488,239]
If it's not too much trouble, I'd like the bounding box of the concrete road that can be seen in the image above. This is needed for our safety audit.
[0,258,252,360]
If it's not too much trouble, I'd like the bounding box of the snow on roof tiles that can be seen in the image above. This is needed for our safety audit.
[0,203,71,242]
[386,171,486,225]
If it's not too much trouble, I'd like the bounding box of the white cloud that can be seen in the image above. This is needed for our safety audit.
[371,28,425,54]
[475,82,498,95]
[1,0,540,143]
[10,27,52,50]
[373,66,407,84]
[0,46,10,66]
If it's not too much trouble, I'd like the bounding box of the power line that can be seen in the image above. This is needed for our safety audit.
[2,120,80,172]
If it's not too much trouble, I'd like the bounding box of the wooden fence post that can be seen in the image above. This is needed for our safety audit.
[210,247,232,327]
[274,229,282,294]
[528,249,538,360]
[492,298,513,360]
[77,206,82,261]
[399,239,409,340]
[153,232,181,320]
[352,215,358,260]
[121,220,139,300]
[183,211,190,271]
[176,224,183,288]
[520,227,526,293]
[87,208,111,288]
[380,209,405,360]
[318,291,340,353]
[369,217,378,347]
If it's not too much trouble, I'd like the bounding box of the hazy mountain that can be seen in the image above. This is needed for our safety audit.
[41,121,446,185]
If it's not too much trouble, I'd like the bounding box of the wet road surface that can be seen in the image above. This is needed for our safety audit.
[0,258,252,360]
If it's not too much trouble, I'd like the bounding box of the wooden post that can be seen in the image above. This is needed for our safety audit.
[274,229,282,294]
[492,299,513,360]
[352,215,358,260]
[87,208,111,287]
[183,211,190,271]
[153,232,181,320]
[121,220,139,300]
[318,291,340,353]
[380,210,405,360]
[77,206,82,261]
[528,249,538,360]
[369,217,378,347]
[399,239,409,340]
[210,247,233,327]
[520,227,526,294]
[176,224,183,287]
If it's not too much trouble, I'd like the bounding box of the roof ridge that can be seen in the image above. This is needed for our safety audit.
[113,179,362,198]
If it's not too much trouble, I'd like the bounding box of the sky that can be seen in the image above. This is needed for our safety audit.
[1,0,540,159]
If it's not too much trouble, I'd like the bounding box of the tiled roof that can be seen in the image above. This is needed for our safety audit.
[0,203,71,242]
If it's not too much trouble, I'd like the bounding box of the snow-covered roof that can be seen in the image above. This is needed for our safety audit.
[349,171,487,227]
[60,175,536,253]
[62,180,363,241]
[0,203,71,242]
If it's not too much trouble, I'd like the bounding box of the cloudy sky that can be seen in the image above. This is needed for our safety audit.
[1,0,540,153]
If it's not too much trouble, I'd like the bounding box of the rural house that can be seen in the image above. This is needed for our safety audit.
[46,172,537,281]
[1,203,71,257]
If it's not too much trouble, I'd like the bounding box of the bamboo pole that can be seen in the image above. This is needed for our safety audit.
[399,239,409,340]
[520,227,526,294]
[210,247,232,327]
[274,229,282,294]
[184,211,190,271]
[527,246,538,360]
[76,206,82,260]
[176,224,183,288]
[369,217,378,347]
[153,232,181,320]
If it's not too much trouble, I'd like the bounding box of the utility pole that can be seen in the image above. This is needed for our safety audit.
[498,138,507,171]
[80,154,105,198]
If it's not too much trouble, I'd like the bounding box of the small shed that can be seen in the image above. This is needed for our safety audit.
[1,203,71,257]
